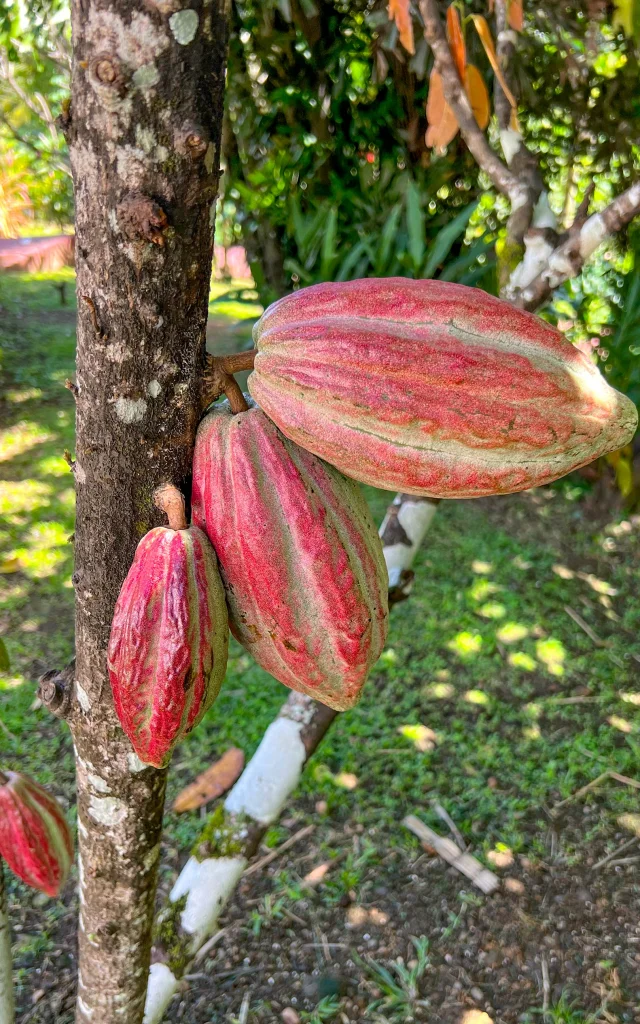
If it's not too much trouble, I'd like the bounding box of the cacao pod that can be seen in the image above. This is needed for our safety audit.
[0,771,73,897]
[108,487,228,768]
[191,400,389,711]
[249,278,638,498]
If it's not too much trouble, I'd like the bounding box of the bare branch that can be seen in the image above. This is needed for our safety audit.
[517,181,640,311]
[418,0,524,205]
[493,0,543,252]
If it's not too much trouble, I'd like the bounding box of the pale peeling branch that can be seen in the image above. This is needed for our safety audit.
[143,494,440,1024]
[418,0,524,206]
[0,864,15,1024]
[516,181,640,311]
[493,0,543,254]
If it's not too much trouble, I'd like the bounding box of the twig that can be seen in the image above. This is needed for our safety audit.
[563,606,607,647]
[552,770,640,814]
[217,349,257,374]
[403,815,499,894]
[282,907,307,928]
[243,824,315,877]
[431,801,467,852]
[592,836,639,872]
[541,954,550,1020]
[608,855,640,867]
[193,927,226,965]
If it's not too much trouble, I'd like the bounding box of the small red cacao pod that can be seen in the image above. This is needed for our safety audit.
[191,400,389,711]
[0,771,73,897]
[249,278,638,498]
[107,504,228,769]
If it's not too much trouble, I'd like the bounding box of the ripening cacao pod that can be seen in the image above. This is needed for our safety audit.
[0,771,73,897]
[191,400,389,711]
[249,278,638,498]
[107,486,228,769]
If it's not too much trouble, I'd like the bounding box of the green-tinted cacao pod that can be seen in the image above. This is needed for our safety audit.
[249,278,638,498]
[191,400,389,711]
[108,513,228,769]
[0,771,73,897]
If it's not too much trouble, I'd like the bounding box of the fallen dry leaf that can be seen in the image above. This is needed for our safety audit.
[0,558,20,574]
[173,747,245,813]
[618,813,640,836]
[303,862,331,886]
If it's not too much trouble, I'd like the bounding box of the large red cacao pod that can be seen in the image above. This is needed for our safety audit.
[0,771,73,897]
[191,400,389,711]
[107,512,228,769]
[249,278,638,498]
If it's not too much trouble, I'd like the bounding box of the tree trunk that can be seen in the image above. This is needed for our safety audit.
[66,2,228,1021]
[0,864,14,1024]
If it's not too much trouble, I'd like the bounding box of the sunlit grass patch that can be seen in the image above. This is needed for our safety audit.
[448,630,483,658]
[535,637,566,676]
[508,651,536,671]
[0,421,54,461]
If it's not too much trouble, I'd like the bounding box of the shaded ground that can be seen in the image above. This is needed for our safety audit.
[1,272,639,1024]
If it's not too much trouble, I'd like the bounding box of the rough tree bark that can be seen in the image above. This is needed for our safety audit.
[0,864,14,1024]
[66,2,228,1021]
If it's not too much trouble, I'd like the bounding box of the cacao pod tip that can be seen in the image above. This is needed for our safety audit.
[0,771,74,897]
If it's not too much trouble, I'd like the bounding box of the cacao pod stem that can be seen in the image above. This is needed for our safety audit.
[154,484,188,531]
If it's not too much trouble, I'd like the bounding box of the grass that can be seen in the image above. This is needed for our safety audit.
[1,271,640,1018]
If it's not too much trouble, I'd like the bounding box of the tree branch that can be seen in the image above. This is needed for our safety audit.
[493,0,543,255]
[143,493,440,1024]
[418,0,525,206]
[0,863,14,1024]
[516,181,640,311]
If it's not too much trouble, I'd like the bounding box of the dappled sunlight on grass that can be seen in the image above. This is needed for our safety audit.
[467,578,501,602]
[535,637,566,676]
[398,723,437,751]
[496,621,529,643]
[471,559,493,573]
[0,421,54,461]
[0,479,53,515]
[620,692,640,705]
[423,681,455,699]
[448,630,483,658]
[508,651,537,670]
[464,689,491,706]
[477,601,506,619]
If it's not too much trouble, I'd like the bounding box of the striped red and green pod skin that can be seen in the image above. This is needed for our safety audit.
[249,278,638,499]
[107,523,228,769]
[0,771,73,897]
[191,400,389,711]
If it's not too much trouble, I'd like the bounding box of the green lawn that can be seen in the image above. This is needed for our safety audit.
[1,271,640,1019]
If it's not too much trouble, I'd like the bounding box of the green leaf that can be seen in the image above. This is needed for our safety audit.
[319,207,338,280]
[375,204,402,275]
[336,238,372,281]
[405,180,426,275]
[422,201,478,279]
[0,638,10,673]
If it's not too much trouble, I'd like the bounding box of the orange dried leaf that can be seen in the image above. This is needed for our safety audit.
[508,0,524,31]
[469,14,517,110]
[465,64,490,130]
[425,68,459,150]
[388,0,415,55]
[446,4,466,79]
[304,862,331,886]
[172,747,245,813]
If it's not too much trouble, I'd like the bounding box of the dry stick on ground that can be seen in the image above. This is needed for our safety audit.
[142,491,440,1024]
[0,863,15,1024]
[591,836,639,872]
[551,771,640,814]
[403,815,499,895]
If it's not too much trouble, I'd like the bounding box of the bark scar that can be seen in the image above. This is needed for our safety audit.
[117,192,169,246]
